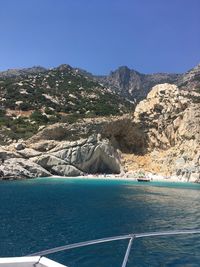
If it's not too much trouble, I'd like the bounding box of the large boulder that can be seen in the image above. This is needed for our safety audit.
[51,136,121,174]
[52,165,83,177]
[31,135,122,175]
[75,142,121,174]
[32,155,68,172]
[15,143,26,151]
[0,133,123,179]
[0,158,51,180]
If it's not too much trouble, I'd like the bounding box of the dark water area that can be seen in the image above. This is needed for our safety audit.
[0,178,200,267]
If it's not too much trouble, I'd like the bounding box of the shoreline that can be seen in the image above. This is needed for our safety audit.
[48,174,186,183]
[1,172,196,184]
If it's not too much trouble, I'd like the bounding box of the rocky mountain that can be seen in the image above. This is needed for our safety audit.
[0,64,132,115]
[0,81,199,182]
[95,64,200,102]
[0,63,199,182]
[0,66,47,78]
[1,63,199,114]
[96,66,181,101]
[0,64,132,142]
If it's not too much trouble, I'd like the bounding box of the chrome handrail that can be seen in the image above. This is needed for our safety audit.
[28,229,200,267]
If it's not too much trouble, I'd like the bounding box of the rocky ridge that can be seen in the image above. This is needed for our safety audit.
[96,64,200,103]
[0,64,132,143]
[0,66,47,78]
[96,66,181,101]
[0,64,132,116]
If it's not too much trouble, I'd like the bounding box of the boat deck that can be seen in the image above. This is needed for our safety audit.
[0,256,66,267]
[1,229,200,267]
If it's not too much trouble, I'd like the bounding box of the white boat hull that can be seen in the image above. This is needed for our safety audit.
[0,256,67,267]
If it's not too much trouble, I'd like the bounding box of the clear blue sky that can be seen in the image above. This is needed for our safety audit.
[0,0,199,74]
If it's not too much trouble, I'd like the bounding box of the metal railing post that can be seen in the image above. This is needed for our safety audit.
[121,237,134,267]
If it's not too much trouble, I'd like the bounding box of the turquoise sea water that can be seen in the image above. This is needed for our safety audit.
[0,178,200,267]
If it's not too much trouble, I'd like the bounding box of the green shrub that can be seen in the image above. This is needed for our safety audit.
[30,110,49,124]
[1,116,38,140]
[0,109,6,117]
[19,102,32,111]
[60,114,83,124]
[45,108,55,115]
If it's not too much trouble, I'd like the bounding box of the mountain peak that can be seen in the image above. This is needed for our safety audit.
[117,65,130,71]
[56,64,73,71]
[112,65,139,73]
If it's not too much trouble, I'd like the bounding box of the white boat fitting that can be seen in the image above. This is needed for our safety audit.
[0,229,200,267]
[0,256,66,267]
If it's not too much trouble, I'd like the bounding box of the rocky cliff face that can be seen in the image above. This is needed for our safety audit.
[134,84,189,149]
[96,64,200,103]
[0,134,122,180]
[97,66,180,101]
[124,83,200,182]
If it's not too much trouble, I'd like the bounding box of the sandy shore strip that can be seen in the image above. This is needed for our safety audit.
[49,173,184,183]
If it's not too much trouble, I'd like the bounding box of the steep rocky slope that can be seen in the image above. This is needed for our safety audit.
[96,64,200,103]
[0,64,132,115]
[0,64,132,143]
[96,66,181,101]
[123,83,200,182]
